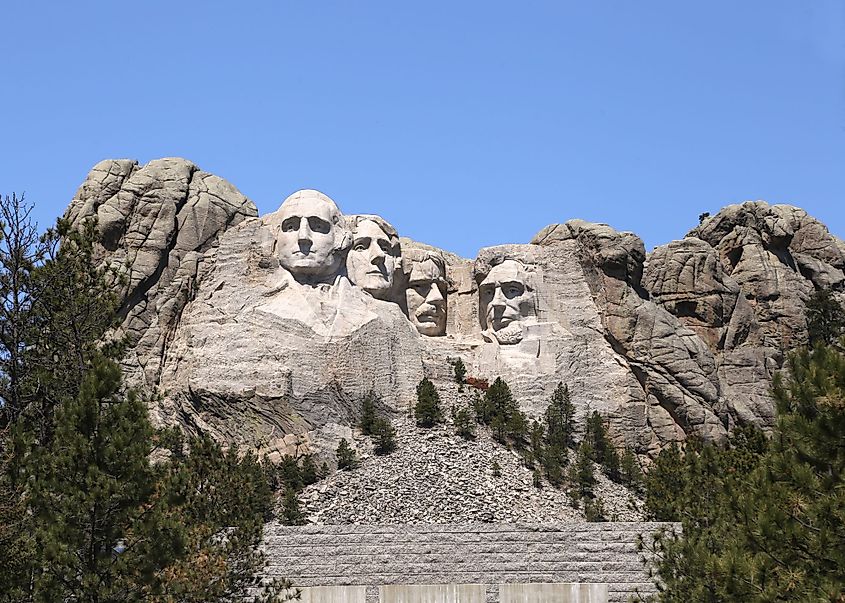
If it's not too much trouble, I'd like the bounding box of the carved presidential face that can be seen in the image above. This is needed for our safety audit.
[406,256,447,336]
[275,191,347,285]
[346,218,401,300]
[479,259,535,342]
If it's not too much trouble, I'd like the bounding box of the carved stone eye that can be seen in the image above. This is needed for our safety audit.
[308,217,331,234]
[281,217,300,232]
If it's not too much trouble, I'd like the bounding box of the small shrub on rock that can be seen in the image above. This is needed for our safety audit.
[414,377,443,427]
[281,488,305,526]
[454,406,476,439]
[360,390,379,435]
[453,357,467,386]
[336,438,358,470]
[372,417,397,455]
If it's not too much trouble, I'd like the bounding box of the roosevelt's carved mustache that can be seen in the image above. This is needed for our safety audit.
[415,307,444,320]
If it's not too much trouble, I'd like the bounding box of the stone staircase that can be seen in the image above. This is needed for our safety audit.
[263,522,671,602]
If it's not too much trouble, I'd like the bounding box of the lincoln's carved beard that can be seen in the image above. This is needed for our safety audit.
[483,322,523,345]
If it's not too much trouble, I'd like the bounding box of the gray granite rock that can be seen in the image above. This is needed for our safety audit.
[65,158,257,386]
[63,161,844,461]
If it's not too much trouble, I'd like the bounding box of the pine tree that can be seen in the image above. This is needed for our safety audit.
[281,488,304,526]
[0,193,49,428]
[545,382,575,450]
[663,292,845,597]
[805,288,845,347]
[372,417,396,455]
[359,391,379,435]
[506,409,528,447]
[478,377,527,447]
[22,357,180,600]
[543,444,566,487]
[274,455,304,492]
[643,443,685,521]
[414,377,443,427]
[453,406,475,440]
[0,205,292,602]
[490,459,501,477]
[453,357,467,386]
[584,410,621,481]
[530,420,544,463]
[156,433,288,602]
[336,438,358,470]
[300,454,320,486]
[620,447,643,493]
[569,441,595,502]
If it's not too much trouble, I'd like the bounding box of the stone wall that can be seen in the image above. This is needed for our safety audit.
[264,522,674,602]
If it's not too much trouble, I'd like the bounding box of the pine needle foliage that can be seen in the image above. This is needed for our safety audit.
[0,201,294,603]
[359,391,379,436]
[805,288,845,347]
[641,343,845,601]
[414,377,443,427]
[475,377,528,446]
[336,438,358,470]
[372,417,396,456]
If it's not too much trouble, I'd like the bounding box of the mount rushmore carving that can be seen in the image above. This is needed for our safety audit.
[64,158,845,461]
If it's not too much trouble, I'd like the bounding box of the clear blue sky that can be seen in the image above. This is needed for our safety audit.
[1,1,843,258]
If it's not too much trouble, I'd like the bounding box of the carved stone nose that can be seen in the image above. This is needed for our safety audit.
[297,222,313,242]
[426,285,444,304]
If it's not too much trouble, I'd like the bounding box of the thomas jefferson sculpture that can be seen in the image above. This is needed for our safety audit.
[345,215,403,303]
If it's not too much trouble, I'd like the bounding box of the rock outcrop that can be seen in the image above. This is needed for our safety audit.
[65,160,844,461]
[65,158,257,385]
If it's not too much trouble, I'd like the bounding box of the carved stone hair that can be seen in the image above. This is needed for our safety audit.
[345,214,401,255]
[472,246,539,285]
[402,247,446,276]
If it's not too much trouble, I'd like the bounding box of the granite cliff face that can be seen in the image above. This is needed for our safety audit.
[64,158,845,460]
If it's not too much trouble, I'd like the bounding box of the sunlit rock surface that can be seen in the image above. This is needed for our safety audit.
[66,160,845,460]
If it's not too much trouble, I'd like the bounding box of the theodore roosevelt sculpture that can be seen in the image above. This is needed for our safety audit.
[404,248,448,337]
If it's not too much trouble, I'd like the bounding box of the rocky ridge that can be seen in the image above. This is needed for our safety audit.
[62,158,845,464]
